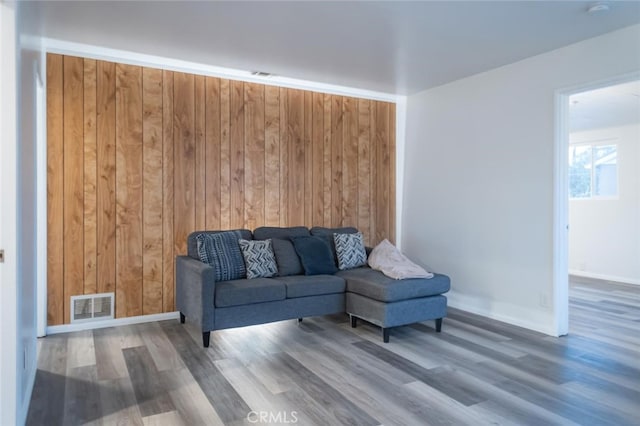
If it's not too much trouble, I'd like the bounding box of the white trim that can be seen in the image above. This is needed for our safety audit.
[0,3,19,425]
[47,311,180,335]
[553,89,570,337]
[569,137,618,146]
[395,96,407,250]
[36,64,47,338]
[553,70,640,337]
[447,292,556,336]
[569,270,640,286]
[42,38,398,103]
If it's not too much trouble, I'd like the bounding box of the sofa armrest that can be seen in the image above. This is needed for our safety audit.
[175,255,216,332]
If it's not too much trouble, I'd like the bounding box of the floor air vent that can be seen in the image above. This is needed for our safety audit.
[70,293,114,323]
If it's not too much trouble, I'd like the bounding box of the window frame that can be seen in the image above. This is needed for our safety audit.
[568,138,619,201]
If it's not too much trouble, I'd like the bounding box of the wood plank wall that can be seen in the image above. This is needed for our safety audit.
[47,54,396,325]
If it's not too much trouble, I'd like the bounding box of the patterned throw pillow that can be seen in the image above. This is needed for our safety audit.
[238,239,278,279]
[195,231,246,281]
[334,232,367,270]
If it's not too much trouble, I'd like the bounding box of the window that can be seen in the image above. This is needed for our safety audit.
[569,143,618,199]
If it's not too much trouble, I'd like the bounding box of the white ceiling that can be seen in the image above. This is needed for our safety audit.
[24,1,640,95]
[570,80,640,132]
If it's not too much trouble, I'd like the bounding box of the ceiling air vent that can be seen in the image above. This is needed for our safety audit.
[70,293,114,323]
[251,71,273,77]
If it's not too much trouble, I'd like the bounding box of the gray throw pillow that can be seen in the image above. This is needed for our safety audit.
[271,238,304,276]
[334,232,367,270]
[238,239,278,279]
[195,231,246,281]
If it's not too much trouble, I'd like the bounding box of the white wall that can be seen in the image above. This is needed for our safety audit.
[403,25,640,335]
[569,124,640,285]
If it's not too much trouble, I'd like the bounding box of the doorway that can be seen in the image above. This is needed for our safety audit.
[553,73,640,336]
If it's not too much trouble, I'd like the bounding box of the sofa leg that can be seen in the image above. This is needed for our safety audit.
[202,331,210,348]
[297,318,303,323]
[382,328,390,343]
[435,318,443,332]
[180,312,185,324]
[351,315,357,328]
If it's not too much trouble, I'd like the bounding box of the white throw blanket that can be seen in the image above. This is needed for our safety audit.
[368,239,434,280]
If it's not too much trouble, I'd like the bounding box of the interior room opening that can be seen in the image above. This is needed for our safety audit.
[566,79,640,333]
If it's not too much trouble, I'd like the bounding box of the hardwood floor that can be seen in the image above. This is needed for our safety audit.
[27,278,640,425]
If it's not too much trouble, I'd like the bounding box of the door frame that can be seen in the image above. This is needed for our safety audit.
[0,2,19,424]
[552,71,640,336]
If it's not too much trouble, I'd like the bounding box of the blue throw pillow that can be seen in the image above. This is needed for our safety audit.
[310,227,358,264]
[291,236,338,276]
[195,231,246,281]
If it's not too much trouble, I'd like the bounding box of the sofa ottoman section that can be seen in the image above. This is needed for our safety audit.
[338,267,451,302]
[340,268,450,343]
[346,293,447,342]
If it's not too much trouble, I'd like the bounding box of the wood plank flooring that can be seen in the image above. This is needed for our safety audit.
[27,277,640,425]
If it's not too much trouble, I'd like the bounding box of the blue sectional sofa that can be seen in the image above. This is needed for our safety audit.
[176,226,450,347]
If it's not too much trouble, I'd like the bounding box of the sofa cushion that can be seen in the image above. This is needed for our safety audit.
[188,229,252,260]
[253,226,310,240]
[278,275,346,298]
[271,238,304,276]
[337,267,450,303]
[334,232,367,270]
[239,239,278,279]
[215,278,286,307]
[195,231,246,281]
[291,236,338,275]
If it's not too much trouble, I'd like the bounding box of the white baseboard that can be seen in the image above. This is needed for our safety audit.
[46,311,180,335]
[569,270,640,286]
[447,292,558,337]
